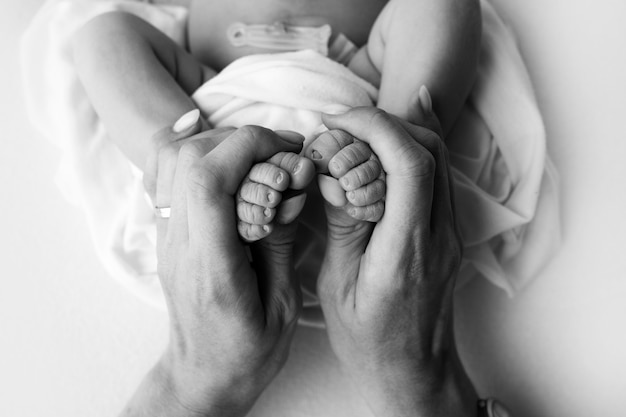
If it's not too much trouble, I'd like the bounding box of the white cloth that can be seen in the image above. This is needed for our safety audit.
[21,0,560,323]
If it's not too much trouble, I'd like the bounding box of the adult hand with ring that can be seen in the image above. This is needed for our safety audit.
[123,120,310,416]
[317,87,478,417]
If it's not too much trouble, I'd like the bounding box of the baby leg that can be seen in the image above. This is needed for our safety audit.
[237,152,315,242]
[307,130,385,222]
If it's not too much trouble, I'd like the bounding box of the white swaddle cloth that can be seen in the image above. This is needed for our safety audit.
[21,0,560,324]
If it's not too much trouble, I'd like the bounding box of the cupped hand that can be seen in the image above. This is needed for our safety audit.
[147,120,310,416]
[317,88,477,417]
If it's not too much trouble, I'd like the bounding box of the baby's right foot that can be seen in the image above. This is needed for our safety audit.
[307,129,386,222]
[236,151,315,242]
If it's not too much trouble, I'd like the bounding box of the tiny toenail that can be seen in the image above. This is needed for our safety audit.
[293,162,302,174]
[264,207,272,217]
[275,172,284,184]
[311,150,323,160]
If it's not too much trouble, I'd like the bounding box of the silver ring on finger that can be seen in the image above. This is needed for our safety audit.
[154,206,171,219]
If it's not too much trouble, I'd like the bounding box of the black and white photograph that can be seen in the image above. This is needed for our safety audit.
[2,0,625,416]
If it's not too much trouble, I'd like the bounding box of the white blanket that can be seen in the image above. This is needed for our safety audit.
[21,0,560,325]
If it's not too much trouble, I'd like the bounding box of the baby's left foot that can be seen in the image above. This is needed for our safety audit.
[307,129,385,222]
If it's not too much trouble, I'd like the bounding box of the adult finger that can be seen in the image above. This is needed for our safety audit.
[184,127,304,263]
[322,107,435,234]
[396,88,456,234]
[145,109,204,203]
[154,129,234,253]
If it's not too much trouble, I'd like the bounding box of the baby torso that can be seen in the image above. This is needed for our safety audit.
[188,0,387,70]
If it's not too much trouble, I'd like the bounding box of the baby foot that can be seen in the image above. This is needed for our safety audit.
[237,151,315,242]
[307,129,385,222]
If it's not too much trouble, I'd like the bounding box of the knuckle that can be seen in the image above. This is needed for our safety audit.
[238,125,267,143]
[367,108,393,131]
[178,140,204,161]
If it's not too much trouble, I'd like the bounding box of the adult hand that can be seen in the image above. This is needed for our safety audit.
[124,121,307,417]
[317,87,478,417]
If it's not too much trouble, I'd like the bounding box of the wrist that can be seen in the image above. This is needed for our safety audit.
[348,345,477,417]
[156,348,258,417]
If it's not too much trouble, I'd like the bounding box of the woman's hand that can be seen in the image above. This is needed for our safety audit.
[124,121,308,417]
[317,88,478,417]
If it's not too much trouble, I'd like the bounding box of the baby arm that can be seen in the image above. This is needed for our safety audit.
[72,11,217,171]
[352,0,482,133]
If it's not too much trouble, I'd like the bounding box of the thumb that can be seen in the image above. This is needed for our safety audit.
[404,86,443,137]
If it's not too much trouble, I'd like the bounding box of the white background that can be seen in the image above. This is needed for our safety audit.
[1,0,626,416]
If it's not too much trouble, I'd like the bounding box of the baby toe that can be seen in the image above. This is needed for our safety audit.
[267,152,316,190]
[275,193,307,224]
[238,179,283,208]
[238,221,272,243]
[347,201,385,223]
[346,179,386,207]
[328,141,372,178]
[237,201,275,225]
[338,159,382,191]
[247,162,290,192]
[306,129,354,174]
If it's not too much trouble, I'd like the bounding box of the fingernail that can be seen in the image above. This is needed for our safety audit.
[267,192,275,203]
[173,109,201,133]
[311,150,323,160]
[341,176,350,188]
[263,225,270,233]
[321,103,351,115]
[264,207,272,217]
[276,130,305,144]
[275,171,284,184]
[293,162,302,175]
[418,85,432,113]
[276,193,307,224]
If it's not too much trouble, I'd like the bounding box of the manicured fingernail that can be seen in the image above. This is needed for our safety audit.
[418,85,432,113]
[173,109,200,132]
[311,150,323,160]
[276,130,305,144]
[321,103,351,115]
[276,193,307,224]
